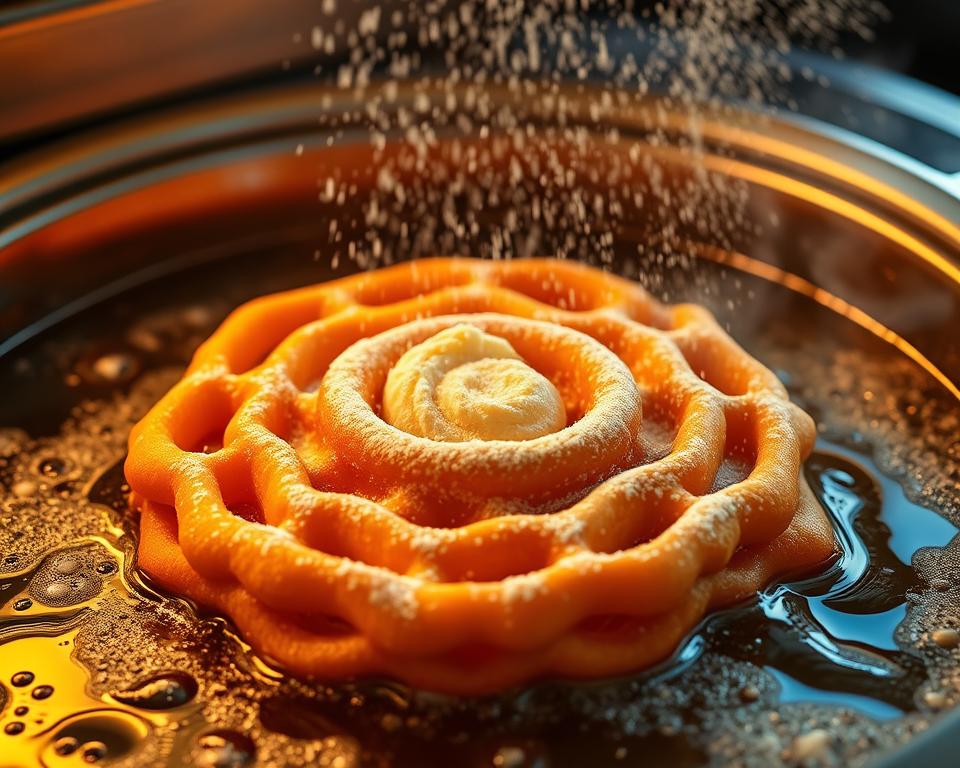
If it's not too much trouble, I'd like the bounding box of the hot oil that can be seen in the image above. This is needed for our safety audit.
[0,253,958,768]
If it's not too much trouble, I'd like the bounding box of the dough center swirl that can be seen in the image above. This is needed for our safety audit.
[383,324,566,442]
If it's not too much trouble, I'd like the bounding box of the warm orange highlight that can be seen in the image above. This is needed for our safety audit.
[126,257,834,693]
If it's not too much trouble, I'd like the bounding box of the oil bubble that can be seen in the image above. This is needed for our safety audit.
[11,671,34,687]
[112,672,198,710]
[53,736,79,755]
[91,353,139,384]
[195,729,256,768]
[54,557,81,575]
[44,582,73,601]
[30,546,110,608]
[37,457,68,479]
[40,712,148,767]
[11,480,37,498]
[82,742,108,762]
[491,743,549,768]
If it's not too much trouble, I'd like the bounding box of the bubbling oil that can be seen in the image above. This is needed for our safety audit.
[0,254,959,768]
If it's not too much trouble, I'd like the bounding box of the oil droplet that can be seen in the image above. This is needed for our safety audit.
[11,480,37,498]
[55,481,76,498]
[14,598,32,611]
[14,706,28,716]
[738,685,760,703]
[924,690,948,709]
[5,722,25,735]
[54,736,79,755]
[196,730,256,768]
[37,457,67,478]
[44,582,73,601]
[55,557,82,575]
[11,671,34,687]
[932,629,960,649]
[790,729,831,763]
[91,353,139,383]
[82,742,108,762]
[492,746,528,767]
[40,712,149,767]
[112,672,198,710]
[32,684,54,700]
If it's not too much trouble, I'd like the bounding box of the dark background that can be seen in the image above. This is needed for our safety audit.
[0,0,956,155]
[841,0,959,95]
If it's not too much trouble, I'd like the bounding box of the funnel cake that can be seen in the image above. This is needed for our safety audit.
[125,258,835,694]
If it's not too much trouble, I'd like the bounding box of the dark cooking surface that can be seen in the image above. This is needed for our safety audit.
[0,246,959,767]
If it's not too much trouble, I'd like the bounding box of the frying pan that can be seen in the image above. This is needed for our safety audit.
[1,22,959,768]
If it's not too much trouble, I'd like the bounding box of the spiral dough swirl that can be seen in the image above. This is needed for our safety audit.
[125,257,835,694]
[383,324,567,442]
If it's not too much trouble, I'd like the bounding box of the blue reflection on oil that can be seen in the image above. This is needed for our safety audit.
[663,437,959,720]
[756,439,957,717]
